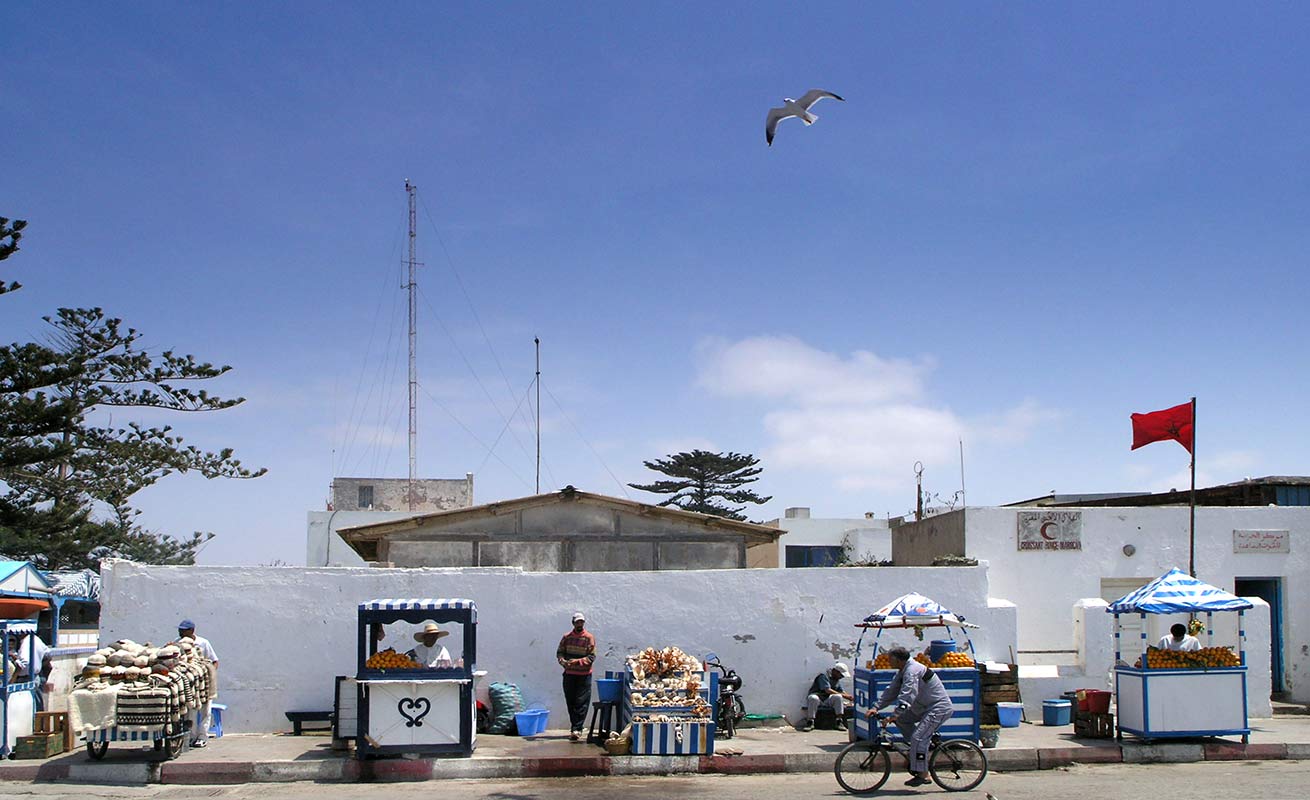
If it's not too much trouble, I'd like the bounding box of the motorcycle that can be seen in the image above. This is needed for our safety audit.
[704,653,746,739]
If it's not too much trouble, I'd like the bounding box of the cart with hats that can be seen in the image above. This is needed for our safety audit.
[68,638,215,760]
[353,598,481,758]
[1108,568,1252,743]
[851,593,982,744]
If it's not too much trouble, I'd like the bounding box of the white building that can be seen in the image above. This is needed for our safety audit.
[307,475,476,566]
[893,501,1308,704]
[766,507,892,567]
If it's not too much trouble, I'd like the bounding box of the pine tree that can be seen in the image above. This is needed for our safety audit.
[0,221,265,569]
[628,450,772,521]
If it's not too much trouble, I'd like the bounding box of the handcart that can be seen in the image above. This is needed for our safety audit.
[85,718,191,760]
[850,592,982,744]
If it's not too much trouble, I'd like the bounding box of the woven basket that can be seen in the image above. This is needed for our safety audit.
[603,737,632,755]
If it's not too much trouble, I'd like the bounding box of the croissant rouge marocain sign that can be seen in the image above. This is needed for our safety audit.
[1017,510,1082,551]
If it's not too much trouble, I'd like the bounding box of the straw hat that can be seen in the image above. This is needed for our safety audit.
[413,623,450,642]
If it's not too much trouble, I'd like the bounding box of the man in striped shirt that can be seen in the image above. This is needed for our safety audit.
[556,611,596,741]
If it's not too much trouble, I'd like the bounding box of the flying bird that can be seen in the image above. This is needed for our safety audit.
[765,89,845,146]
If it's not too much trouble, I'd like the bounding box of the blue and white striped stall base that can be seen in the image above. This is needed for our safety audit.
[630,721,715,755]
[853,667,981,743]
[84,727,167,743]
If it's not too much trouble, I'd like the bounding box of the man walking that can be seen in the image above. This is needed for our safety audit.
[867,646,954,787]
[556,612,595,742]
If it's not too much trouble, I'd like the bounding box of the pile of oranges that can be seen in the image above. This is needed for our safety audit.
[1143,646,1240,670]
[870,650,975,670]
[366,649,420,669]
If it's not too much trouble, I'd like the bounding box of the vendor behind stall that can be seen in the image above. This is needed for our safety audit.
[1157,623,1201,652]
[407,623,453,667]
[9,631,52,710]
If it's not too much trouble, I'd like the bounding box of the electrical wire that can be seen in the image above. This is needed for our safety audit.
[544,384,630,499]
[417,381,534,491]
[476,377,537,478]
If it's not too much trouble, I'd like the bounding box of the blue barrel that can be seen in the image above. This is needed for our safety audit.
[1042,699,1072,726]
[927,640,957,662]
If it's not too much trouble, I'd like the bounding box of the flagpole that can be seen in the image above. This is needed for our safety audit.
[1189,396,1197,578]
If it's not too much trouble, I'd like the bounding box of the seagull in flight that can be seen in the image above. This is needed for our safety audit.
[766,89,845,146]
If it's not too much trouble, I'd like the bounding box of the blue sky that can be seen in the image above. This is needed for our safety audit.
[4,2,1308,564]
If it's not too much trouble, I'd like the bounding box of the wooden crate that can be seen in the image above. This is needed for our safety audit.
[13,732,64,759]
[1074,711,1114,739]
[981,688,1021,704]
[35,711,73,753]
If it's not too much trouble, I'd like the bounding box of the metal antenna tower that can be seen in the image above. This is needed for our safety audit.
[405,180,420,511]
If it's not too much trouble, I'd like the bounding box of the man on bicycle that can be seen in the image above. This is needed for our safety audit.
[866,646,954,787]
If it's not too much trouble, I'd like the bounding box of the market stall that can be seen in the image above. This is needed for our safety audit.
[851,593,981,744]
[622,646,718,755]
[353,598,480,758]
[1,620,39,756]
[1108,568,1252,743]
[67,637,215,760]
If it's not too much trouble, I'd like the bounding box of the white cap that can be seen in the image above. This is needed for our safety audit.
[571,612,586,623]
[833,662,851,677]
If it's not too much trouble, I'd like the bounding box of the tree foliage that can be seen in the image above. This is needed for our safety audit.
[0,219,265,569]
[628,449,772,521]
[1,217,27,294]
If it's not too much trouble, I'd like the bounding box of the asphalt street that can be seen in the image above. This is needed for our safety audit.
[0,761,1307,800]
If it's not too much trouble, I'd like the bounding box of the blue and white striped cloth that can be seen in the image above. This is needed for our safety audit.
[1106,568,1254,614]
[359,598,477,612]
[862,592,978,629]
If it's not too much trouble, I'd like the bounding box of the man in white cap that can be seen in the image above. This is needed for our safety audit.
[556,612,595,741]
[406,623,452,668]
[177,618,218,747]
[801,662,852,731]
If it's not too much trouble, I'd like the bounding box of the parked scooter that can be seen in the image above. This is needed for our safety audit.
[704,653,746,739]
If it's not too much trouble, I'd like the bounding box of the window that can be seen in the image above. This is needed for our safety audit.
[1275,486,1310,506]
[358,485,374,509]
[785,545,843,568]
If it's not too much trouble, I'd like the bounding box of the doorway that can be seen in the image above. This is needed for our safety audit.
[1234,577,1284,693]
[1101,578,1153,656]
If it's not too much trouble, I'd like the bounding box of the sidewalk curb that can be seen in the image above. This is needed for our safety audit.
[6,740,1309,784]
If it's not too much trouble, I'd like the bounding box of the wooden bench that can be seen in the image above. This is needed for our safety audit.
[285,710,334,735]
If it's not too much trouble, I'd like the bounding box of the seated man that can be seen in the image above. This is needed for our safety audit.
[801,661,851,731]
[865,646,954,787]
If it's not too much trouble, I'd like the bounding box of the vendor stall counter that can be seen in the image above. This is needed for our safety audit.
[1108,568,1252,743]
[353,598,481,758]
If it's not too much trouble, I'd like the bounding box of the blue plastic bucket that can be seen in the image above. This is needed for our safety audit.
[596,678,622,703]
[996,702,1023,728]
[515,708,549,736]
[927,640,957,662]
[1042,699,1072,726]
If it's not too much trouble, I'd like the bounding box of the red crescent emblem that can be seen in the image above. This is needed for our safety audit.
[1040,522,1057,541]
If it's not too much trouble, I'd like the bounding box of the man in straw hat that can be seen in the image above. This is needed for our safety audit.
[406,623,453,668]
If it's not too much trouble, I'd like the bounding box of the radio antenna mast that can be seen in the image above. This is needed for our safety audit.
[405,180,420,510]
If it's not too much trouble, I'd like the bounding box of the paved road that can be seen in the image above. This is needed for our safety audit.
[0,761,1306,800]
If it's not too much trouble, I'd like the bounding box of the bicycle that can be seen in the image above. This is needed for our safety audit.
[834,714,988,794]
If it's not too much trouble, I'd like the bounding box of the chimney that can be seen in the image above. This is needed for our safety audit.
[784,507,811,519]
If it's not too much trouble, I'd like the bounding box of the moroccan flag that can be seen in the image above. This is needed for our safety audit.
[1131,401,1194,453]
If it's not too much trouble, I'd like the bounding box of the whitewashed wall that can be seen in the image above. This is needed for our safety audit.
[307,510,416,567]
[968,506,1307,702]
[100,561,1015,734]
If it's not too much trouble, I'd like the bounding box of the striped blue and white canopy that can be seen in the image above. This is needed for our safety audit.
[0,620,38,634]
[360,598,476,613]
[1106,568,1254,614]
[860,592,979,629]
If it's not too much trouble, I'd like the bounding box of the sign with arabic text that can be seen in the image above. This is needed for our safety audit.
[1017,510,1082,551]
[1233,529,1289,554]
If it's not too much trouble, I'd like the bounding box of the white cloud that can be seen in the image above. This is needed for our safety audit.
[695,336,1055,491]
[1152,450,1260,494]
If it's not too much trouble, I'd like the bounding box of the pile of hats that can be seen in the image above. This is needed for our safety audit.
[75,638,206,692]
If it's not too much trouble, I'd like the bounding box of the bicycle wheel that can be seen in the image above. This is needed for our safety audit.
[928,739,988,792]
[834,740,891,795]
